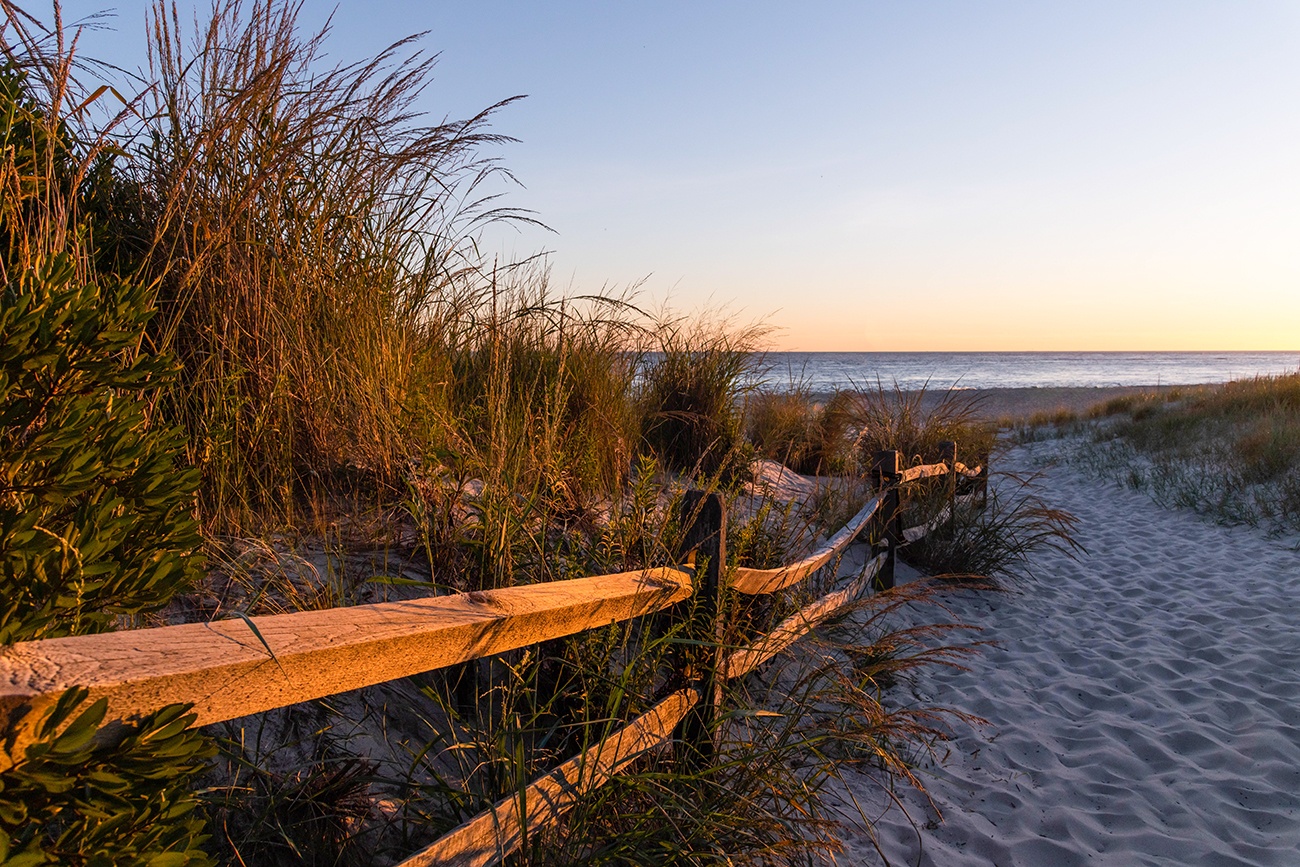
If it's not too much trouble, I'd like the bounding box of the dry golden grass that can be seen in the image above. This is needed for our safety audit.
[1081,374,1300,530]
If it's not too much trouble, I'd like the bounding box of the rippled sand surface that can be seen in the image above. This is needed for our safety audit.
[832,440,1300,865]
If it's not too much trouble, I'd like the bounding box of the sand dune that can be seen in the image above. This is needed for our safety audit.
[830,439,1300,865]
[913,385,1185,422]
[807,385,1185,423]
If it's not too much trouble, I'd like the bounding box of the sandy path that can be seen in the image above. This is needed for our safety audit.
[831,440,1300,866]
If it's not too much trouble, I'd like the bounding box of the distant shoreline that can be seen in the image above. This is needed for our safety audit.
[756,350,1299,395]
[806,384,1188,422]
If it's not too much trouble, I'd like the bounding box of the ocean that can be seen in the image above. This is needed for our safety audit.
[756,351,1300,392]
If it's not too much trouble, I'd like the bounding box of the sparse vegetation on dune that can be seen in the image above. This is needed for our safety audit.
[997,376,1300,532]
[0,3,1081,864]
[1069,374,1300,531]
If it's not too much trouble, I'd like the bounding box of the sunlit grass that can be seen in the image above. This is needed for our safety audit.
[1062,374,1300,531]
[0,3,1073,863]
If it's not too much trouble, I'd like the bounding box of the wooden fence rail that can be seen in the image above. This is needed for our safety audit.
[0,568,692,773]
[402,441,985,866]
[730,493,884,594]
[0,441,988,865]
[404,688,702,867]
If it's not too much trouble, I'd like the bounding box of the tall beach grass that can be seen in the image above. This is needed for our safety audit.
[0,3,1080,864]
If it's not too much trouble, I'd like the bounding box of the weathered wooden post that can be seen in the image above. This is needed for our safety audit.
[676,489,726,764]
[939,440,957,535]
[871,450,901,591]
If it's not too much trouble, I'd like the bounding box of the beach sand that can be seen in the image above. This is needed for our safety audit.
[828,438,1300,865]
[927,385,1184,422]
[809,385,1185,423]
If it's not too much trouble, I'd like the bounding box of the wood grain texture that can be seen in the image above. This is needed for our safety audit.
[725,553,886,680]
[399,688,699,867]
[729,494,882,595]
[0,568,691,772]
[953,461,983,479]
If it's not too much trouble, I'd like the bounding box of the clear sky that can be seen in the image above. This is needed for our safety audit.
[62,1,1300,350]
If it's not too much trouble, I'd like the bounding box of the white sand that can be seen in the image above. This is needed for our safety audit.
[830,439,1300,865]
[749,458,824,505]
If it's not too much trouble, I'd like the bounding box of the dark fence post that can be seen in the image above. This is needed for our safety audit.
[871,450,901,591]
[978,451,990,510]
[939,440,957,535]
[676,489,725,765]
[448,661,478,721]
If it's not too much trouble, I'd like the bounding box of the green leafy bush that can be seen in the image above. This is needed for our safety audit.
[0,255,202,643]
[2,26,213,864]
[0,688,214,867]
[0,257,211,863]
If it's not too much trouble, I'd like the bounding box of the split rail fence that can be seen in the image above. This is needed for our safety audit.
[0,444,986,867]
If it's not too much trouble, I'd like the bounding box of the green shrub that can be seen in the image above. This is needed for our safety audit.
[0,688,214,867]
[0,256,212,863]
[2,22,213,862]
[0,255,202,642]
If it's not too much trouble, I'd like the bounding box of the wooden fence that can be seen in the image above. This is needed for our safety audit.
[0,444,986,867]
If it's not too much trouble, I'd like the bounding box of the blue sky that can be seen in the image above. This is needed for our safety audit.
[64,1,1300,349]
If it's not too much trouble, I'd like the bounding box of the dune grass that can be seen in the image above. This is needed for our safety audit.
[1072,374,1300,531]
[0,3,1085,864]
[136,0,567,532]
[746,389,861,476]
[901,471,1082,583]
[637,313,770,480]
[846,382,995,469]
[746,383,997,480]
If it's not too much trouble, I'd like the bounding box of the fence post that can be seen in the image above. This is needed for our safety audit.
[871,450,901,591]
[939,440,957,535]
[676,489,725,765]
[973,447,990,510]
